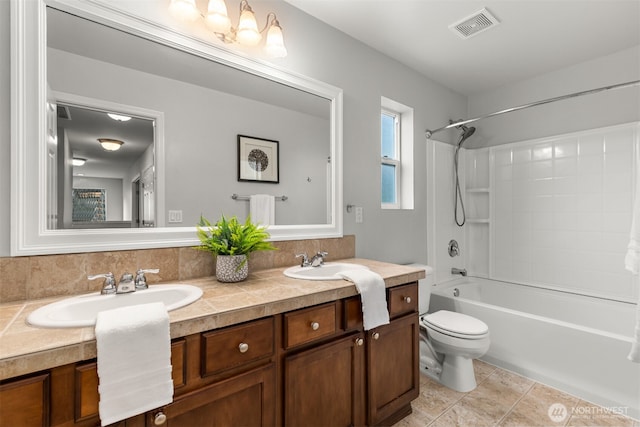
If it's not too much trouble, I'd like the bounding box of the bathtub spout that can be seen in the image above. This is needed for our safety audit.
[451,268,467,276]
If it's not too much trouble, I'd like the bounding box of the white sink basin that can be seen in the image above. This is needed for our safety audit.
[27,284,203,328]
[283,262,369,281]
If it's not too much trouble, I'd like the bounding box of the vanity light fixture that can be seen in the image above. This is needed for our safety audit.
[168,0,287,58]
[71,157,86,166]
[107,113,132,122]
[98,138,124,152]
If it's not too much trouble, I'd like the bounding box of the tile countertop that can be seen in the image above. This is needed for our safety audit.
[0,259,425,381]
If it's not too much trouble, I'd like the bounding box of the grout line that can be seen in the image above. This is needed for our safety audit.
[494,380,536,426]
[424,365,493,426]
[0,305,25,336]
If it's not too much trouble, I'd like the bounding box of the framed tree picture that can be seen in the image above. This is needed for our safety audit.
[237,135,280,183]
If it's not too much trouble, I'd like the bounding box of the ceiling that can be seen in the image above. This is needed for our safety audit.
[284,0,640,96]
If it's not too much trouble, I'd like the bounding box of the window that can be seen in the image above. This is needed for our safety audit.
[381,97,414,210]
[381,110,400,207]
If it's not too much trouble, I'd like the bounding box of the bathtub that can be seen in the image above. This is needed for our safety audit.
[428,276,640,420]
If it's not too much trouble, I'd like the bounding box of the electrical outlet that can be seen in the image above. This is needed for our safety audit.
[355,207,363,223]
[168,210,183,223]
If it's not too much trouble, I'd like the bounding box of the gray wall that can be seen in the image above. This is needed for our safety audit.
[269,2,467,264]
[466,46,640,147]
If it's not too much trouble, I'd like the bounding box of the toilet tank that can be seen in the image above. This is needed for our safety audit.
[407,264,434,315]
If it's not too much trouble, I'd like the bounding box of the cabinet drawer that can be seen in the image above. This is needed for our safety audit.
[387,283,418,318]
[202,317,274,377]
[284,302,337,349]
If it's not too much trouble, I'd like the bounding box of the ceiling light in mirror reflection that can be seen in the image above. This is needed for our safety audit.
[72,157,86,166]
[169,0,287,58]
[98,138,124,151]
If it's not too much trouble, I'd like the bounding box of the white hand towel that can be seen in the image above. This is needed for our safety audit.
[95,302,173,426]
[250,194,275,225]
[340,269,390,330]
[626,151,640,363]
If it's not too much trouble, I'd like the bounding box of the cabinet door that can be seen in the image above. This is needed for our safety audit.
[284,333,365,427]
[149,363,275,427]
[367,313,419,425]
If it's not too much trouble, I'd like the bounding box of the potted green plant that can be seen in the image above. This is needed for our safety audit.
[196,215,276,282]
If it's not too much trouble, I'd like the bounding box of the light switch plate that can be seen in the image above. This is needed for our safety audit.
[168,210,183,223]
[355,207,363,223]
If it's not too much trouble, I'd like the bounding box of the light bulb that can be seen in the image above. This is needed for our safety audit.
[265,20,287,58]
[236,7,261,46]
[168,0,200,22]
[205,0,231,34]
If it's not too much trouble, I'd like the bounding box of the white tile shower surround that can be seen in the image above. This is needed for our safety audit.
[394,360,640,427]
[461,122,639,303]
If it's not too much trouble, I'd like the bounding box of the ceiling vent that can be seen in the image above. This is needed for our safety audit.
[449,8,500,39]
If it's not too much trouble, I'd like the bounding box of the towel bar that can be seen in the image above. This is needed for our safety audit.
[231,194,288,201]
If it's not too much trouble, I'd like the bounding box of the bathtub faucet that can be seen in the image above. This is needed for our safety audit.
[451,267,467,276]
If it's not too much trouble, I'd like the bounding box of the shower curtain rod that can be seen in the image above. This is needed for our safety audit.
[424,79,640,138]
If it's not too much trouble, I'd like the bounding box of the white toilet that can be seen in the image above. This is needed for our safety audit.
[411,264,490,392]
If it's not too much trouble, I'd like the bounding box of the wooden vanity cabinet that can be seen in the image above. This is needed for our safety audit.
[0,281,419,427]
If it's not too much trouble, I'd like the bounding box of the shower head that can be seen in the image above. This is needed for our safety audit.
[458,124,476,145]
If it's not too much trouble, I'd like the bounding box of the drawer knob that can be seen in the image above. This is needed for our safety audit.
[238,342,249,353]
[372,332,380,340]
[154,411,167,425]
[355,337,364,346]
[404,296,412,304]
[310,321,320,330]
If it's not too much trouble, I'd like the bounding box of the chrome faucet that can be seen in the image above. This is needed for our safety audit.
[295,253,310,267]
[451,268,467,277]
[309,251,328,267]
[117,273,136,294]
[135,268,160,290]
[295,251,328,267]
[89,268,159,294]
[88,272,117,295]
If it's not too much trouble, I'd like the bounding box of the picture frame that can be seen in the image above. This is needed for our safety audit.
[237,135,280,183]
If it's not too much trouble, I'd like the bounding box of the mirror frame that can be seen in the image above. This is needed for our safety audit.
[11,0,343,256]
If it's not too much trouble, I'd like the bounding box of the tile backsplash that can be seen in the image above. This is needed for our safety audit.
[0,235,355,303]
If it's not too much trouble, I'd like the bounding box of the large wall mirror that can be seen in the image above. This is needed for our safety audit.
[11,0,343,255]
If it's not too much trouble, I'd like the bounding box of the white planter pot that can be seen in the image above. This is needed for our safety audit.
[215,254,249,282]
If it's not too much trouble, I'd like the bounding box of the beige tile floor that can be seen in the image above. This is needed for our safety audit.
[395,360,640,427]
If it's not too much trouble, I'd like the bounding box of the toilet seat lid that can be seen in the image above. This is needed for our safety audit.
[422,310,489,337]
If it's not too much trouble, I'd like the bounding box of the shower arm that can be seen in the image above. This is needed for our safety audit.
[424,79,640,138]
